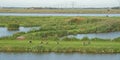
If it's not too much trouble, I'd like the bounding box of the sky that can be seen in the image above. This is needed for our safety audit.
[0,0,120,8]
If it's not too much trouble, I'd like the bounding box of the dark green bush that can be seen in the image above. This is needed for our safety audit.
[62,37,80,41]
[7,24,20,31]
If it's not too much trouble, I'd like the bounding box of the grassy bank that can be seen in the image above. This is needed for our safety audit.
[0,40,120,53]
[0,16,120,40]
[0,8,120,14]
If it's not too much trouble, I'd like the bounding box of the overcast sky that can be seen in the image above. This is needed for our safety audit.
[0,0,120,8]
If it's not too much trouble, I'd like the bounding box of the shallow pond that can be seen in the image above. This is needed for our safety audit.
[0,13,120,16]
[68,32,120,39]
[0,52,120,60]
[0,27,40,37]
[0,27,120,39]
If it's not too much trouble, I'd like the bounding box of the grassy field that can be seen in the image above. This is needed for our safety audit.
[0,8,120,14]
[0,40,120,53]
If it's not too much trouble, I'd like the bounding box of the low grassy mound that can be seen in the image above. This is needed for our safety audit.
[66,17,86,24]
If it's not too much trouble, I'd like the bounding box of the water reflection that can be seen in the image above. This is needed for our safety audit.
[68,32,120,39]
[0,27,40,37]
[0,52,120,60]
[0,13,120,16]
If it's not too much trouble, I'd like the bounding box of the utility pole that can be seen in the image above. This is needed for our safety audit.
[71,1,75,9]
[117,0,120,8]
[0,4,1,8]
[106,7,111,17]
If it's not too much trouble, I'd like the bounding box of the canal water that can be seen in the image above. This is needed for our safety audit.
[0,27,40,37]
[68,32,120,40]
[0,13,120,16]
[0,52,120,60]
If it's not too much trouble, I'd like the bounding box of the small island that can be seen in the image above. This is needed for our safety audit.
[0,16,120,53]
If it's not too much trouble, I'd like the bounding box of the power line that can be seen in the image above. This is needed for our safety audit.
[117,0,120,7]
[71,1,75,8]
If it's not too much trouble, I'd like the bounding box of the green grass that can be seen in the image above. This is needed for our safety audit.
[0,40,120,53]
[0,16,120,40]
[0,16,120,53]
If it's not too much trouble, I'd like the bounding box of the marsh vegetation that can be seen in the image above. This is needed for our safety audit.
[0,16,120,53]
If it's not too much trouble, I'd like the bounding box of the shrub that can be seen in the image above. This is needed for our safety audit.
[114,37,120,41]
[62,37,80,41]
[7,24,20,31]
[81,36,89,41]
